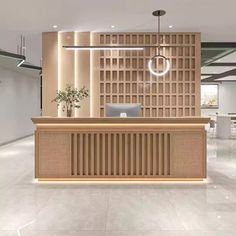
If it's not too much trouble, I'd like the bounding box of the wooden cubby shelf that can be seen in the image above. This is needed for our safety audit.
[95,32,200,117]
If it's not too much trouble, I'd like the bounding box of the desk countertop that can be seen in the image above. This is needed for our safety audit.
[32,116,210,124]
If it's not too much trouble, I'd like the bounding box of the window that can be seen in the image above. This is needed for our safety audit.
[201,84,219,109]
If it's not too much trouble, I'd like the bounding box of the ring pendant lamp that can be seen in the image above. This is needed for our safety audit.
[148,10,170,76]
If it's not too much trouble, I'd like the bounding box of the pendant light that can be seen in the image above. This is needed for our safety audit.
[148,10,170,76]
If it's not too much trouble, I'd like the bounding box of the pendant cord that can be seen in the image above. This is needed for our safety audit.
[158,14,160,55]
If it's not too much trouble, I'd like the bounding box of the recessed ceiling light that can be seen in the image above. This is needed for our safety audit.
[169,25,173,29]
[111,25,115,29]
[53,25,58,29]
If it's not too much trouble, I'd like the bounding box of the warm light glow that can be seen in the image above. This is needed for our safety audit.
[148,55,170,76]
[36,124,205,129]
[169,25,173,28]
[35,178,207,183]
[53,25,58,29]
[90,32,93,117]
[74,32,78,117]
[58,32,62,117]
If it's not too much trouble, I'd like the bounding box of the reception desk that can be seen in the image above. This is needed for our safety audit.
[32,117,209,181]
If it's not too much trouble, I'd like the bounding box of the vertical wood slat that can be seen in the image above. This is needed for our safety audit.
[136,134,140,176]
[130,133,134,176]
[85,133,89,175]
[164,133,168,175]
[113,134,117,176]
[147,133,151,176]
[102,133,106,175]
[108,133,111,175]
[70,134,74,175]
[167,133,171,175]
[119,133,122,176]
[141,133,145,175]
[73,133,77,176]
[153,133,157,176]
[79,133,83,176]
[96,133,100,176]
[71,131,171,178]
[125,133,128,176]
[158,133,163,175]
[91,133,94,175]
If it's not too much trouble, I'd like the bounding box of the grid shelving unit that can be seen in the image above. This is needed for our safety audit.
[95,33,201,117]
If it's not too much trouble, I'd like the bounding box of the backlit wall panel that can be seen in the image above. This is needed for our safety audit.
[42,32,201,117]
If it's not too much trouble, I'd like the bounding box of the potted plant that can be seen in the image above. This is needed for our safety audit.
[52,84,89,117]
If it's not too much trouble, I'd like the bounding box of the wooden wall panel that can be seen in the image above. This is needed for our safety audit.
[37,132,71,177]
[91,33,101,117]
[75,32,90,117]
[36,130,206,179]
[42,31,201,118]
[59,32,75,89]
[171,132,206,177]
[59,32,75,116]
[53,132,172,178]
[42,32,58,116]
[33,117,208,180]
[95,32,201,117]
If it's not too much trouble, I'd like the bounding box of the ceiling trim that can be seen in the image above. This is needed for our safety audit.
[208,62,236,67]
[201,68,236,82]
[201,42,236,48]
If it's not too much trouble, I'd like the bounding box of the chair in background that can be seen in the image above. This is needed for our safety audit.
[228,113,236,135]
[209,119,216,137]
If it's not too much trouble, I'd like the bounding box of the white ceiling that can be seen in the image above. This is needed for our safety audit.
[1,0,236,65]
[201,66,236,74]
[215,51,236,63]
[0,0,236,41]
[215,76,236,81]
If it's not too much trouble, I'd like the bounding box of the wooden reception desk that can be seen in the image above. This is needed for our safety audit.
[32,117,210,181]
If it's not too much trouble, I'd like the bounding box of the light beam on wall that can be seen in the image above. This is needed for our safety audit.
[74,32,78,117]
[90,33,93,117]
[58,32,62,117]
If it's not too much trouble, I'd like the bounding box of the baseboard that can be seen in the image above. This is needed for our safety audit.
[0,133,34,147]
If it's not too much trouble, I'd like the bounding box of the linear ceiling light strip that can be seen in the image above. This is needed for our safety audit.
[63,46,144,51]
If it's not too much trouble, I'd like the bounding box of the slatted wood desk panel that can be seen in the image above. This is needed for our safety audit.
[32,117,209,181]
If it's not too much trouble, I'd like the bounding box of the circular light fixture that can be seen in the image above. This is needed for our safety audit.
[53,25,58,29]
[148,54,170,76]
[169,25,173,29]
[148,10,170,77]
[111,25,115,28]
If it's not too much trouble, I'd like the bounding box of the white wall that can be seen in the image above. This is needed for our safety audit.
[201,82,236,116]
[0,66,40,145]
[0,30,41,66]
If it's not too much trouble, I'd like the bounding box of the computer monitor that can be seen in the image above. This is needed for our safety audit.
[105,103,141,117]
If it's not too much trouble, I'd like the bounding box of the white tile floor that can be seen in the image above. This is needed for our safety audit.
[0,135,236,236]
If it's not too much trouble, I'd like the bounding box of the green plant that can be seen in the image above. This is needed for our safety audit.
[208,99,217,106]
[52,84,89,117]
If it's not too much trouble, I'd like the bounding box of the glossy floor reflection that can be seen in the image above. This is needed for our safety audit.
[0,135,236,236]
